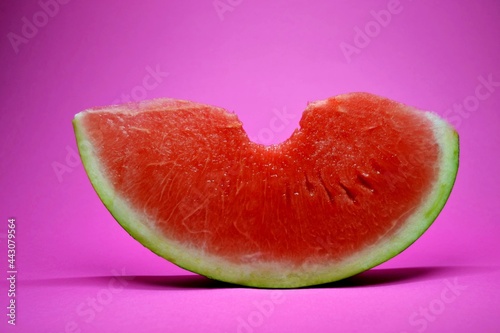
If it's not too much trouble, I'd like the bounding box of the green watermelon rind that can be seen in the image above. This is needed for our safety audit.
[73,98,459,288]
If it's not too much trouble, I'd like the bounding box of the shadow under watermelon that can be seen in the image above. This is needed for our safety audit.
[124,265,495,289]
[28,265,496,290]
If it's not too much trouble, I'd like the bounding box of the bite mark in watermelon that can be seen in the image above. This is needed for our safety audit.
[73,92,459,288]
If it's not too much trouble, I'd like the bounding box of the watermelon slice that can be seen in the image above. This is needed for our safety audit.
[73,92,459,288]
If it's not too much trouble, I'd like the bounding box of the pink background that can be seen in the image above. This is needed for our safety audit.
[1,0,500,332]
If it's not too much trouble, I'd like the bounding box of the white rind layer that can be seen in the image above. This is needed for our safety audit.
[73,99,459,288]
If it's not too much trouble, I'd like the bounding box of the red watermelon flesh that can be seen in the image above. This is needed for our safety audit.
[73,92,459,288]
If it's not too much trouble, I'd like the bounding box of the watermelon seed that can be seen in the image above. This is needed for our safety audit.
[356,173,375,193]
[304,173,315,196]
[317,171,334,203]
[339,182,356,203]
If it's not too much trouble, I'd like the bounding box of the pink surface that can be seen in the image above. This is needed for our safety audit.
[1,0,499,332]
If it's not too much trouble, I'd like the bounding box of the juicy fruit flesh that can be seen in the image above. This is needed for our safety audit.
[80,94,438,267]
